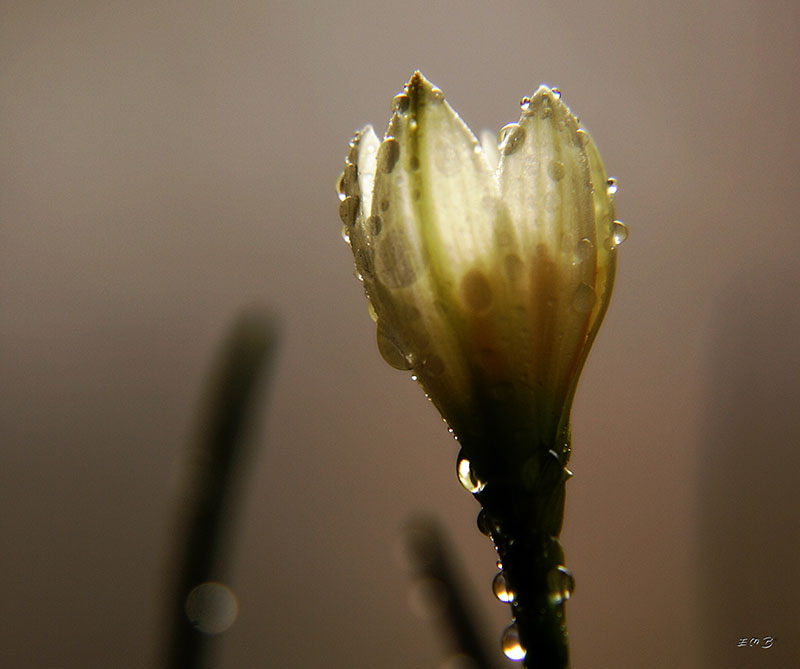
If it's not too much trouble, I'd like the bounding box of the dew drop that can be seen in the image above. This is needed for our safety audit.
[184,582,238,635]
[503,254,523,281]
[612,220,629,246]
[476,509,493,536]
[551,87,562,99]
[492,571,515,603]
[457,455,485,493]
[338,195,360,226]
[520,96,531,112]
[547,566,575,605]
[572,283,596,313]
[336,172,347,201]
[606,177,618,196]
[367,214,382,236]
[377,138,400,173]
[376,326,413,370]
[392,93,410,113]
[501,623,526,661]
[431,87,445,102]
[575,238,593,262]
[548,160,565,182]
[460,269,493,312]
[340,225,350,244]
[367,301,378,322]
[497,123,526,155]
[375,230,418,288]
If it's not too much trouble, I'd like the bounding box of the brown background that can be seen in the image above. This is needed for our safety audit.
[2,1,799,667]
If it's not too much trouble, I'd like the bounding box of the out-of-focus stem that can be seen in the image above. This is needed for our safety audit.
[164,310,278,669]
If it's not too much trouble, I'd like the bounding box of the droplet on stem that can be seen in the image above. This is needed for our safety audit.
[501,622,526,661]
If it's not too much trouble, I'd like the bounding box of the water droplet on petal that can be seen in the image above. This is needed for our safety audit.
[606,177,618,196]
[377,138,400,173]
[367,214,382,236]
[498,123,526,155]
[572,283,596,313]
[520,96,531,112]
[367,301,378,322]
[551,87,562,99]
[375,230,418,288]
[476,509,494,536]
[338,195,360,226]
[548,160,565,182]
[492,571,515,603]
[336,172,347,201]
[431,87,445,102]
[547,566,575,605]
[460,269,493,312]
[575,238,593,262]
[501,623,526,661]
[392,93,410,113]
[612,220,629,246]
[341,225,350,244]
[457,455,485,493]
[376,325,413,370]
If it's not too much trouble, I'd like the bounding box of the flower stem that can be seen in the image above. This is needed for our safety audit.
[473,440,573,668]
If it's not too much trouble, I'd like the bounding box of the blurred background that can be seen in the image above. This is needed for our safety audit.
[2,1,799,667]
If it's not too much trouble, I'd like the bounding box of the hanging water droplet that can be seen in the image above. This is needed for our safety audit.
[520,96,531,112]
[547,566,575,605]
[341,225,350,244]
[377,138,400,173]
[367,214,382,236]
[492,571,515,603]
[572,283,596,313]
[501,623,526,661]
[548,160,565,182]
[338,195,360,226]
[575,238,593,262]
[367,301,378,322]
[612,220,629,246]
[551,87,562,99]
[497,123,526,155]
[336,172,347,201]
[376,326,413,370]
[457,455,485,493]
[476,509,493,536]
[392,93,410,113]
[606,177,618,196]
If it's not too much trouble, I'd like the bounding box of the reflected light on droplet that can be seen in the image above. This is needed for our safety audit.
[184,581,239,635]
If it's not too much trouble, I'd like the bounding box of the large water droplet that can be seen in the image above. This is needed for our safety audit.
[377,138,400,173]
[184,582,238,635]
[338,195,359,226]
[612,220,629,246]
[498,123,526,155]
[575,238,593,262]
[367,214,382,236]
[376,326,413,370]
[460,269,493,312]
[457,455,485,493]
[572,283,596,313]
[492,571,515,603]
[392,93,410,113]
[501,623,526,661]
[547,566,575,605]
[548,160,565,182]
[375,230,418,288]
